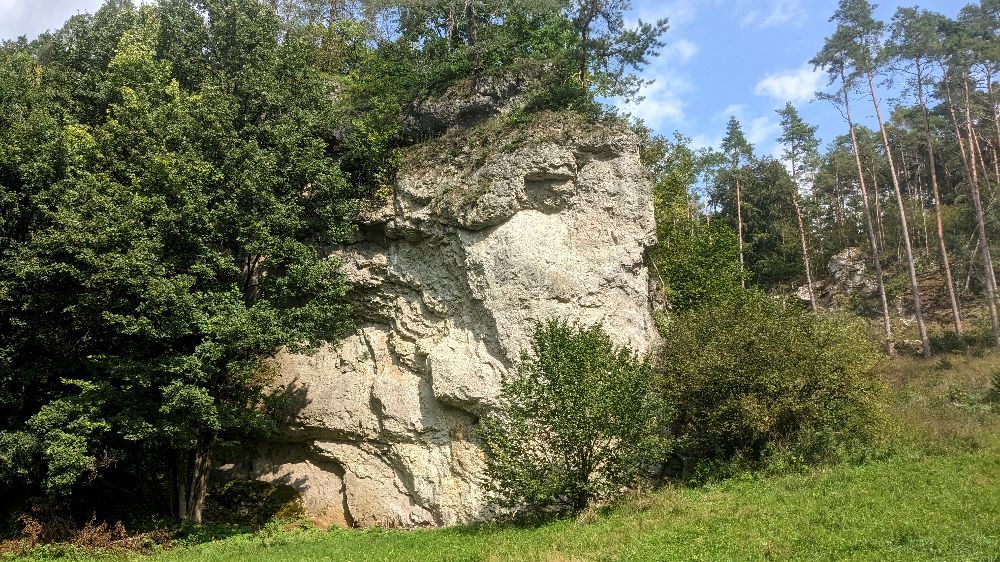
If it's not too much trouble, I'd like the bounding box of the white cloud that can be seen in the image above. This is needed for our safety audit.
[690,132,722,150]
[662,38,699,64]
[692,109,780,154]
[620,72,693,130]
[746,116,781,146]
[737,0,807,28]
[632,0,727,29]
[753,65,823,104]
[740,11,760,28]
[1,0,105,40]
[643,0,700,28]
[760,0,807,27]
[715,104,747,122]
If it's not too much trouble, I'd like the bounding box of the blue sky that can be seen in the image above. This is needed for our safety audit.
[1,0,969,157]
[621,0,964,158]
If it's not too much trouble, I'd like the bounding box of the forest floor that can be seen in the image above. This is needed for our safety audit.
[10,350,1000,562]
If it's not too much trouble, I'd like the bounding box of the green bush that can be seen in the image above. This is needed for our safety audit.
[657,289,886,475]
[479,321,668,516]
[928,323,997,354]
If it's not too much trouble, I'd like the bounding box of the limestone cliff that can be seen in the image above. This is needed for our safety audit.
[235,111,658,528]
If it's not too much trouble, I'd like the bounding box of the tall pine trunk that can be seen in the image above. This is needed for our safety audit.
[790,156,817,312]
[869,162,886,255]
[961,78,1000,345]
[445,3,456,48]
[916,60,962,334]
[736,176,746,287]
[867,71,930,357]
[944,67,976,191]
[963,84,999,296]
[986,67,1000,159]
[843,72,895,354]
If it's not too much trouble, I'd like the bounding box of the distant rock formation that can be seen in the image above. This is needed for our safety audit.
[828,247,874,294]
[226,110,659,528]
[796,247,875,306]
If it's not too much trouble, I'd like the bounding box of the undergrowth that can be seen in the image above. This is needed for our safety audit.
[5,351,1000,561]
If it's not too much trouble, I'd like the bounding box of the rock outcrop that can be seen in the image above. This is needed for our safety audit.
[401,64,547,139]
[828,247,874,294]
[796,247,875,307]
[233,111,658,528]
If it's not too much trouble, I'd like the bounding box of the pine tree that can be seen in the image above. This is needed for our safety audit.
[889,7,964,335]
[831,0,930,357]
[777,103,821,313]
[940,8,1000,346]
[720,117,754,287]
[812,25,895,355]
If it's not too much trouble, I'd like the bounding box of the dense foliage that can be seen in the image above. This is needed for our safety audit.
[0,0,669,529]
[643,132,744,312]
[0,0,358,524]
[481,297,889,513]
[658,290,887,475]
[479,321,666,515]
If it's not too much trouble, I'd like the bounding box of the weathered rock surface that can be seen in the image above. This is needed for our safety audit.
[796,247,875,308]
[401,64,547,139]
[828,247,874,294]
[234,112,658,528]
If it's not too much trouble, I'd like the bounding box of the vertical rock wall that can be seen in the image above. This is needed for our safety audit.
[237,112,659,528]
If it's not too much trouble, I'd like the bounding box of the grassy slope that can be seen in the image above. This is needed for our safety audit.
[108,450,1000,562]
[16,352,1000,562]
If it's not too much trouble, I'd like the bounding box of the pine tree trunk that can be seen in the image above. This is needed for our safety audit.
[843,71,895,354]
[736,176,746,287]
[445,3,456,49]
[987,67,1000,158]
[911,152,930,257]
[869,163,886,255]
[962,79,1000,345]
[989,139,1000,183]
[833,171,846,227]
[576,8,596,88]
[916,60,963,334]
[791,158,817,312]
[943,67,976,190]
[967,82,1000,299]
[867,71,930,357]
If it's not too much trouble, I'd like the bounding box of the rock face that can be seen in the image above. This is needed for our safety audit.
[829,247,873,293]
[796,247,876,308]
[401,64,547,139]
[239,112,658,528]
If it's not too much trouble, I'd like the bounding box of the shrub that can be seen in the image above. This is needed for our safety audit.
[479,321,668,516]
[657,289,886,474]
[987,370,1000,410]
[928,320,998,354]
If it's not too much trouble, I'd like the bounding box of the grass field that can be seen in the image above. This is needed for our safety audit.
[10,351,1000,562]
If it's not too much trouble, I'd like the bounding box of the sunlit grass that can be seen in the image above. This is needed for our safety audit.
[11,352,1000,562]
